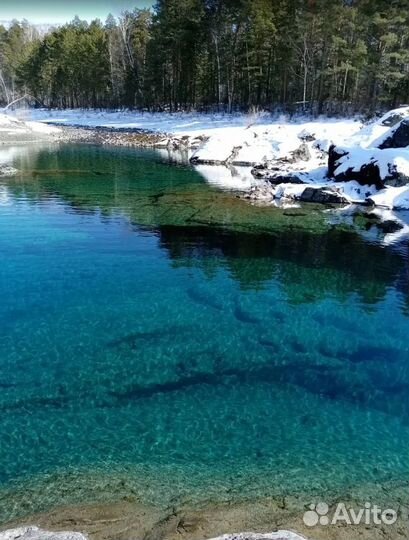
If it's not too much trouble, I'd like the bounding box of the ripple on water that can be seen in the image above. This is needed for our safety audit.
[0,144,408,523]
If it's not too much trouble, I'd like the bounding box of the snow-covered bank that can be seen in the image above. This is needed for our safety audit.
[0,113,61,175]
[26,107,362,157]
[4,107,409,212]
[0,113,60,141]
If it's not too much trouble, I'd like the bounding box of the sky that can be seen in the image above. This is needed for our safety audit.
[0,0,154,25]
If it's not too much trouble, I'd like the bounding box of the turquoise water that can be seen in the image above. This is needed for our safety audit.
[0,144,408,521]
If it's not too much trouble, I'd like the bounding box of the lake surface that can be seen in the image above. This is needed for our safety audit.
[0,144,408,523]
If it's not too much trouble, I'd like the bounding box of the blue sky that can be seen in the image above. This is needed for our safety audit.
[0,1,153,24]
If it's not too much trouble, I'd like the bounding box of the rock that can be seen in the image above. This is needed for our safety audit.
[378,118,409,149]
[290,142,311,162]
[353,211,405,234]
[244,182,275,201]
[208,532,309,540]
[0,165,18,177]
[381,111,408,127]
[250,143,312,183]
[251,164,306,185]
[298,186,348,204]
[297,129,316,142]
[0,527,87,540]
[327,145,399,190]
[327,145,348,178]
[376,219,404,234]
[268,174,306,185]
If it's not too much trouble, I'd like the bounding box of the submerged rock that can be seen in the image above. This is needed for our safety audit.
[244,182,348,206]
[0,527,87,540]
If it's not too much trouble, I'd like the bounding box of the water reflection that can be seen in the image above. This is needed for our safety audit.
[3,143,409,310]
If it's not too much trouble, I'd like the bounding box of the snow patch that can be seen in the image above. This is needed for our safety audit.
[368,185,409,210]
[334,146,409,181]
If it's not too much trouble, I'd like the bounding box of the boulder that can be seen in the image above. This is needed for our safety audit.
[251,165,306,185]
[327,145,348,178]
[0,165,19,177]
[378,118,409,149]
[298,186,348,204]
[327,145,409,189]
[376,219,404,234]
[290,142,311,162]
[297,129,316,142]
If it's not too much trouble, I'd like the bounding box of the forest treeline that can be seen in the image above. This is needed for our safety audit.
[1,0,409,114]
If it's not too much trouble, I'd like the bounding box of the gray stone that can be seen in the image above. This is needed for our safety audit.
[268,174,306,185]
[298,187,348,204]
[0,527,87,540]
[290,142,311,162]
[0,165,18,177]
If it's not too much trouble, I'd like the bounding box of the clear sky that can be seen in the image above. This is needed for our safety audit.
[0,1,153,24]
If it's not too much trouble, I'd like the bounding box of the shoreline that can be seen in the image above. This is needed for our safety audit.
[2,488,408,540]
[2,109,409,211]
[1,468,407,540]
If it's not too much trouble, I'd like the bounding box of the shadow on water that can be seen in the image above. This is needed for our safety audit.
[0,143,409,522]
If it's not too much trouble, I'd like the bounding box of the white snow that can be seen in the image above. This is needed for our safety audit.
[191,119,361,165]
[368,185,409,209]
[2,107,409,214]
[0,112,60,136]
[194,164,256,191]
[24,108,362,159]
[329,180,378,203]
[333,146,409,181]
[349,105,409,148]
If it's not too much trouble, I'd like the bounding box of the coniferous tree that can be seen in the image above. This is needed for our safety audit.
[1,0,408,113]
